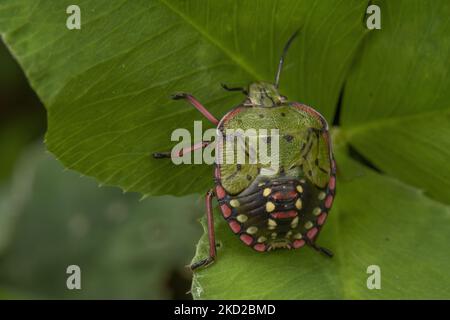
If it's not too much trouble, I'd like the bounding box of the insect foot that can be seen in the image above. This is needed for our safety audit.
[171,92,189,100]
[310,242,334,258]
[152,152,171,159]
[189,257,215,271]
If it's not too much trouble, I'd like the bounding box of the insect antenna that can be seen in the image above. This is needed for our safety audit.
[274,28,300,88]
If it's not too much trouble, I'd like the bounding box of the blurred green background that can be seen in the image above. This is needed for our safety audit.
[0,39,202,299]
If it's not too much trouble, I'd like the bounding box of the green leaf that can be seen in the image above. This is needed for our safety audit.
[191,0,450,299]
[0,0,367,196]
[192,147,450,299]
[342,0,450,203]
[0,144,202,298]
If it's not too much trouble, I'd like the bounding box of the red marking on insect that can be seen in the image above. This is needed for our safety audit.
[253,243,266,252]
[329,176,336,190]
[221,204,232,218]
[215,185,226,199]
[240,234,254,245]
[220,107,245,126]
[307,227,318,240]
[272,190,297,200]
[325,195,333,209]
[229,220,241,233]
[317,213,327,226]
[292,103,324,124]
[214,166,221,179]
[270,210,298,219]
[292,239,305,248]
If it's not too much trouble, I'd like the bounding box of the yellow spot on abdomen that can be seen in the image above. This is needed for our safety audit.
[291,216,299,228]
[267,218,277,230]
[246,226,258,234]
[266,201,275,212]
[304,221,314,229]
[237,214,248,223]
[313,207,321,216]
[257,236,267,243]
[263,188,271,197]
[293,233,303,239]
[230,199,240,207]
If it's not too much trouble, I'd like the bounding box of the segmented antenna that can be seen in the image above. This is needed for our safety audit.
[274,29,300,88]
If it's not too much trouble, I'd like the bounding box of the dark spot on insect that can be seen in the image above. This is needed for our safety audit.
[284,135,294,142]
[281,112,286,117]
[319,167,328,173]
[215,241,223,248]
[236,164,242,171]
[300,142,307,152]
[259,114,264,118]
[246,175,252,181]
[308,170,313,176]
[385,237,390,241]
[226,171,238,180]
[266,136,271,144]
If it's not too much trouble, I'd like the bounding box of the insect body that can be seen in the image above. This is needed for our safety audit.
[154,31,336,269]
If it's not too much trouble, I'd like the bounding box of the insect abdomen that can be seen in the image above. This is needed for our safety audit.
[215,165,336,252]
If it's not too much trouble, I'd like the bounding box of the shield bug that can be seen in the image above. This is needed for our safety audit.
[154,30,336,269]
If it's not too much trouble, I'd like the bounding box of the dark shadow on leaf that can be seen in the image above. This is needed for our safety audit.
[348,144,382,174]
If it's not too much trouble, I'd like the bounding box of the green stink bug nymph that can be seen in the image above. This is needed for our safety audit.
[154,30,336,270]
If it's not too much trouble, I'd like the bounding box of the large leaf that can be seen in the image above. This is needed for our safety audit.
[0,0,368,196]
[191,147,450,299]
[342,0,450,204]
[191,0,450,299]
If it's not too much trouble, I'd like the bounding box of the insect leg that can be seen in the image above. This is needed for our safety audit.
[190,189,217,270]
[171,93,219,125]
[308,241,334,258]
[153,141,211,159]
